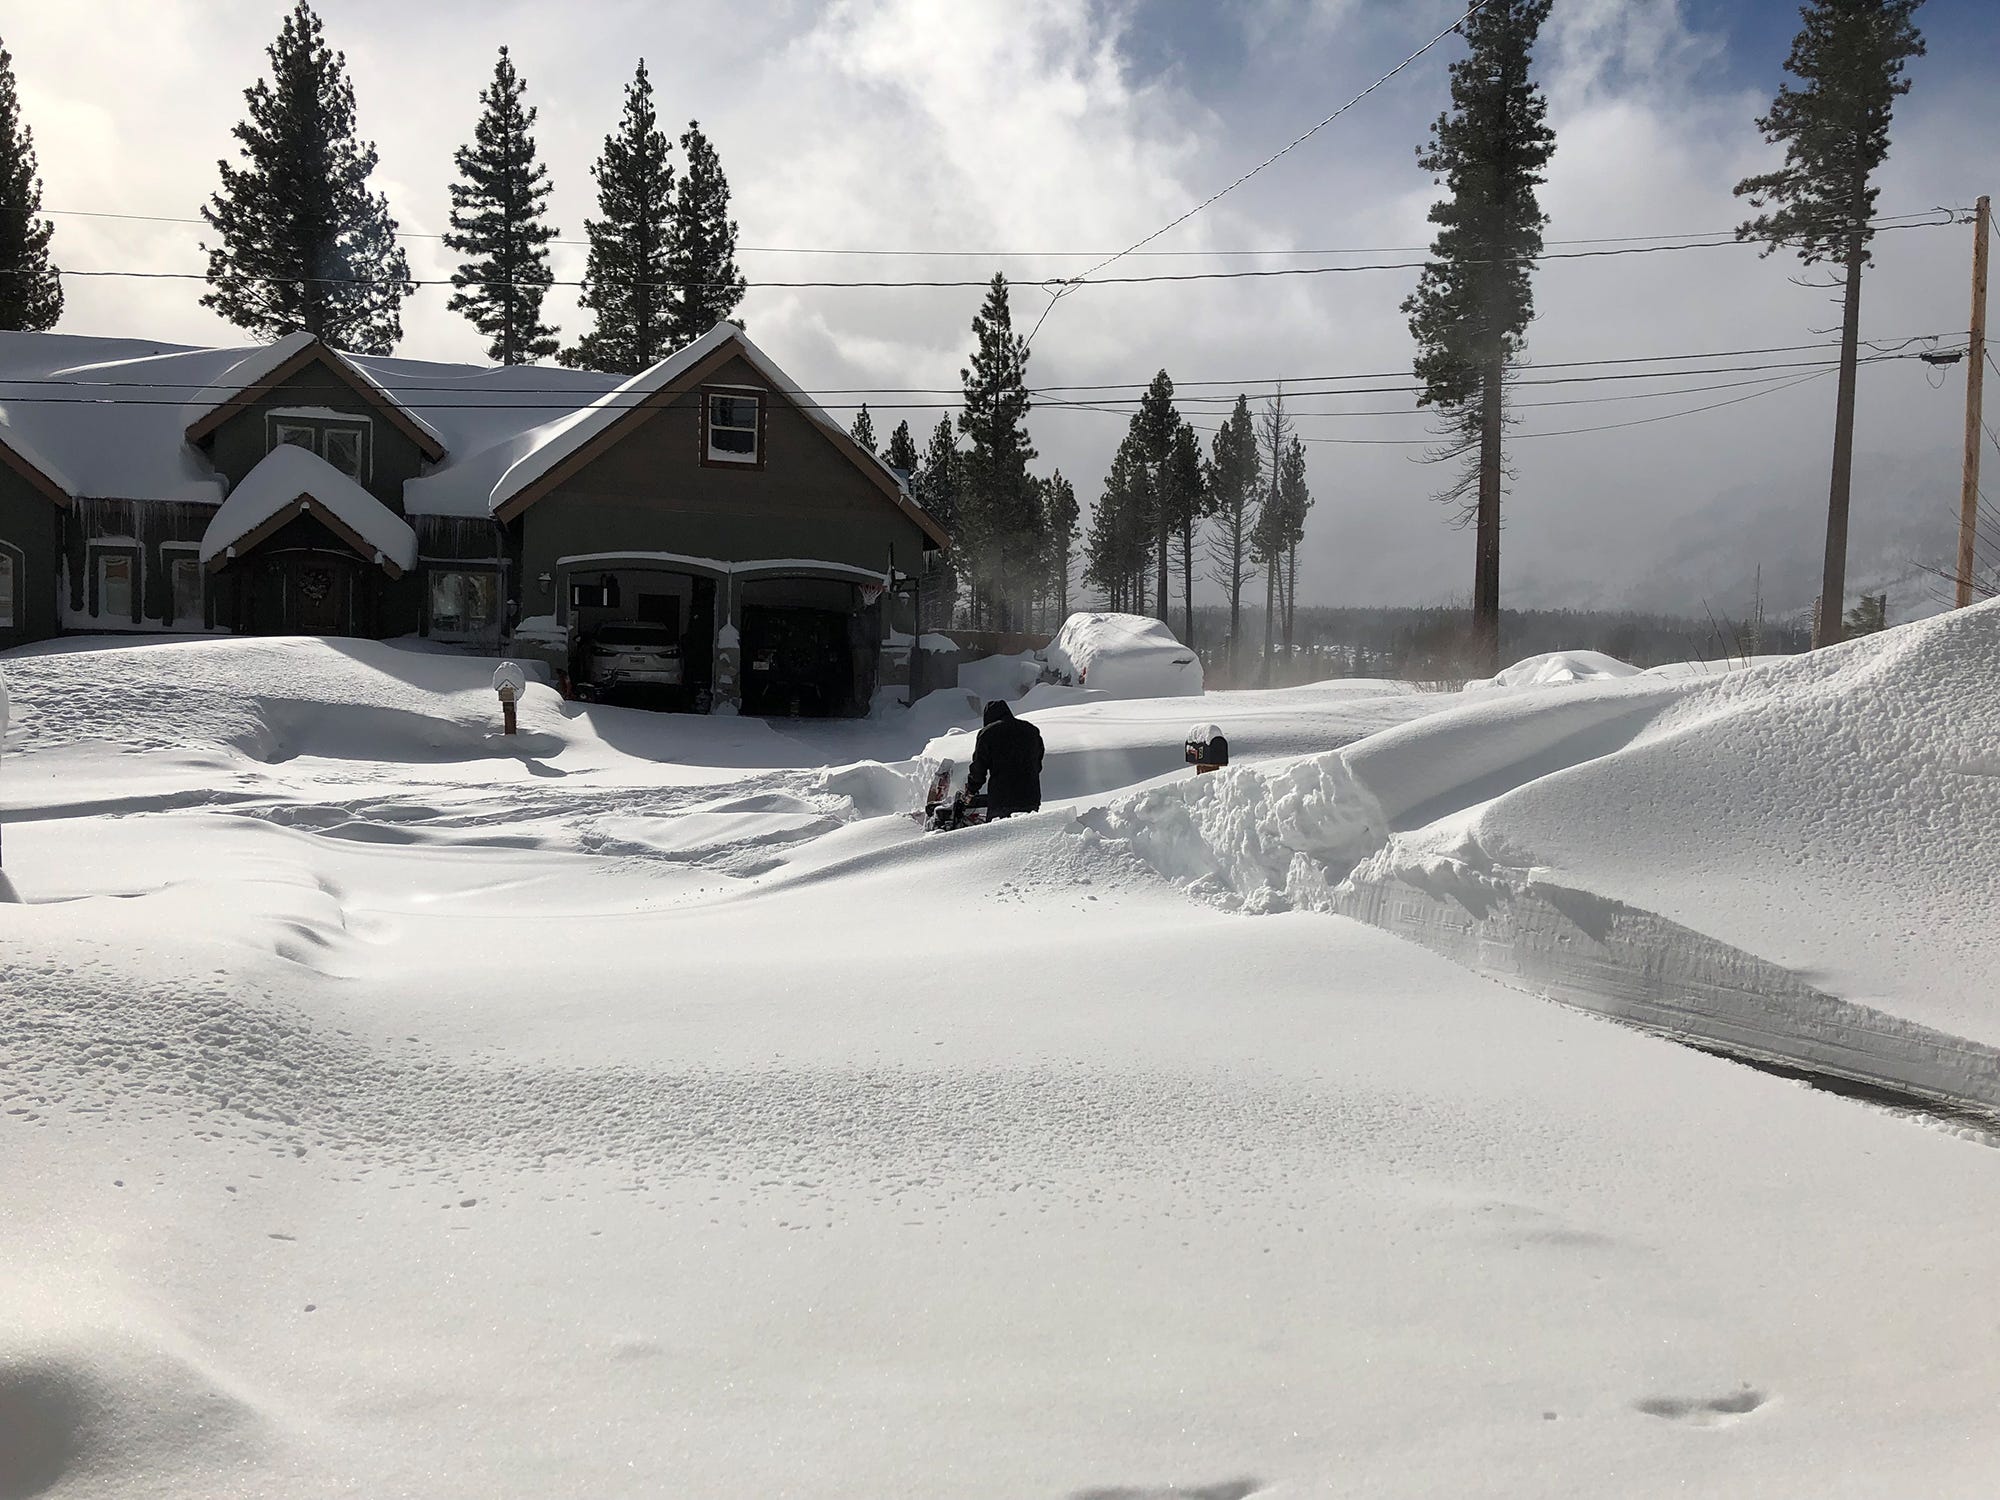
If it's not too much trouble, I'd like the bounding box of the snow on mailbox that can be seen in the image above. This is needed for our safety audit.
[1185,722,1228,774]
[492,661,528,736]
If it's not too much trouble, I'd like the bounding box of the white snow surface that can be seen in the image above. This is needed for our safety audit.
[2,624,1998,1497]
[1046,611,1204,696]
[1468,648,1644,689]
[199,445,418,572]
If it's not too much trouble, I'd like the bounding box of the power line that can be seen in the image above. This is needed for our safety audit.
[0,333,1953,399]
[38,205,1957,260]
[0,350,1939,414]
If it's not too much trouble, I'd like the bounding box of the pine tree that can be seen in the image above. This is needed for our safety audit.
[568,62,676,374]
[957,274,1038,628]
[1086,437,1152,614]
[445,48,559,365]
[1205,395,1261,681]
[883,419,919,477]
[1843,591,1888,637]
[1736,0,1926,649]
[665,120,746,344]
[1043,470,1079,621]
[849,403,877,456]
[1136,370,1180,619]
[1277,435,1314,666]
[1402,0,1556,674]
[1253,391,1295,681]
[202,2,411,352]
[0,40,62,332]
[915,417,963,628]
[1164,423,1210,647]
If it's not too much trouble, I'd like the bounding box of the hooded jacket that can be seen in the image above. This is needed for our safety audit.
[965,700,1044,815]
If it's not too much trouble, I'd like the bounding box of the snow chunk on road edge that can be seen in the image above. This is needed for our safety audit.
[1076,756,1386,913]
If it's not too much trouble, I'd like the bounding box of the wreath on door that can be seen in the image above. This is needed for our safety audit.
[300,567,333,604]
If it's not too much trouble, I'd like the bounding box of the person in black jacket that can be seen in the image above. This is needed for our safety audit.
[965,699,1044,817]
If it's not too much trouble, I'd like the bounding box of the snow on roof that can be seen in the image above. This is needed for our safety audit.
[199,443,417,572]
[0,327,917,523]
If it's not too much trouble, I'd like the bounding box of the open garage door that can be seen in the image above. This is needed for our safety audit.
[739,576,878,717]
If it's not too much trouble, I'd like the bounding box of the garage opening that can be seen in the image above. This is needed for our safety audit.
[739,576,877,718]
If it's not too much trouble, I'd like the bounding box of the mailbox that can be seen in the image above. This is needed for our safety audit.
[1185,723,1228,773]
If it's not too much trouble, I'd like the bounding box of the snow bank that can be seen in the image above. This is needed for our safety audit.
[1467,649,1643,690]
[1046,613,1203,698]
[1080,755,1386,913]
[955,649,1043,704]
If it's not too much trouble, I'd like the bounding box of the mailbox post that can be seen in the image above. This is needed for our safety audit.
[492,661,527,737]
[1184,722,1229,776]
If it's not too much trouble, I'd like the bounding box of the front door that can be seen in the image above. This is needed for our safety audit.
[288,557,349,634]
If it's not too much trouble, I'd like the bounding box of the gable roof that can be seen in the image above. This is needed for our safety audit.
[183,332,448,462]
[0,418,74,507]
[200,443,417,577]
[485,324,951,549]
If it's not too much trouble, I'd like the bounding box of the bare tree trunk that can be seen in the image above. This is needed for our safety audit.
[1261,561,1276,686]
[1284,541,1298,663]
[1182,521,1196,649]
[1816,230,1866,649]
[1156,503,1170,631]
[1473,351,1505,675]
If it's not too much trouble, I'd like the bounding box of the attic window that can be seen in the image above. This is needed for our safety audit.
[267,414,371,481]
[703,388,763,467]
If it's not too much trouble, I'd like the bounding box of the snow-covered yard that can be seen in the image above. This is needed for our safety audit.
[3,615,1997,1498]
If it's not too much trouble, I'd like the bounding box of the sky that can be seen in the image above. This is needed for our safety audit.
[2,0,1995,618]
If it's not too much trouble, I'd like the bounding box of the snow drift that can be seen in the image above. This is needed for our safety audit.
[1466,649,1643,690]
[1079,601,2000,1108]
[1046,613,1203,697]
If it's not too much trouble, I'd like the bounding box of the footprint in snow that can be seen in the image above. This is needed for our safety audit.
[1633,1387,1767,1426]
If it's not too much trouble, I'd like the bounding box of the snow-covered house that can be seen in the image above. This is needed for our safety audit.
[0,324,948,713]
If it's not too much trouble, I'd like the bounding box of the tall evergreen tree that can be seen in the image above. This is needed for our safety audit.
[568,62,676,374]
[1402,0,1556,674]
[1205,395,1261,681]
[1736,0,1926,649]
[1253,392,1296,682]
[1135,370,1180,619]
[915,417,963,628]
[1164,423,1210,647]
[957,274,1038,628]
[445,47,559,365]
[1279,434,1314,662]
[883,419,919,477]
[1042,469,1080,621]
[0,39,62,332]
[1085,434,1153,614]
[849,403,877,457]
[201,1,411,352]
[665,120,746,343]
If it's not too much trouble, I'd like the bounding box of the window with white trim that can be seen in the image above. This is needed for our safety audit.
[0,549,15,628]
[429,570,502,634]
[268,416,371,480]
[97,551,134,619]
[705,389,762,464]
[171,556,204,627]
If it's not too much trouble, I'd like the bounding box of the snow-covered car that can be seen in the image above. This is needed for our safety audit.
[579,622,683,699]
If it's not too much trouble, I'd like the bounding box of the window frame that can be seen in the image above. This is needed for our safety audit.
[266,414,374,484]
[94,546,138,623]
[427,567,504,638]
[164,545,204,629]
[0,542,19,629]
[700,385,767,470]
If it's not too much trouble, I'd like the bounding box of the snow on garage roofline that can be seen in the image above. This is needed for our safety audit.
[199,443,417,574]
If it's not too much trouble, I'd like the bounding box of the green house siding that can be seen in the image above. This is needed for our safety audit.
[519,355,930,618]
[0,469,60,648]
[201,362,427,514]
[59,497,213,630]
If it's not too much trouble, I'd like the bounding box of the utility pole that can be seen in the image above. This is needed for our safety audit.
[1958,194,1991,609]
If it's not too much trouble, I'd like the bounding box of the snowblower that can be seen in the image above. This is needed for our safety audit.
[918,759,991,832]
